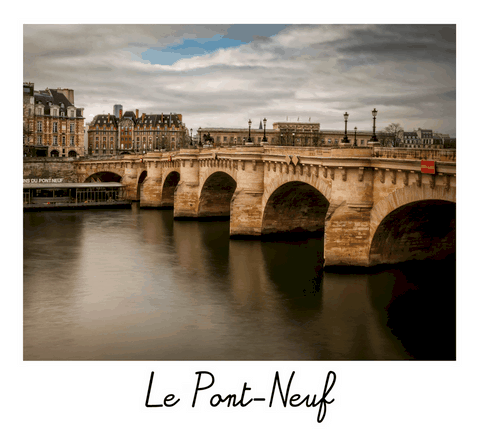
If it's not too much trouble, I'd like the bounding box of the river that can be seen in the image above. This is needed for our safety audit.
[23,204,455,360]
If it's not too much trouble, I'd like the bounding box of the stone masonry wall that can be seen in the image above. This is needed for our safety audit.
[23,158,79,182]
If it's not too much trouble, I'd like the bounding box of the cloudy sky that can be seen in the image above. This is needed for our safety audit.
[23,24,456,136]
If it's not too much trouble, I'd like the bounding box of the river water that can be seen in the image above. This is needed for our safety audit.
[23,204,455,360]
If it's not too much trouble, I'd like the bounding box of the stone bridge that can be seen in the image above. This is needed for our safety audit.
[75,145,456,267]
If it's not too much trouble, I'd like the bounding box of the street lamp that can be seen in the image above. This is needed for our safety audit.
[342,112,350,144]
[292,132,295,146]
[262,118,267,143]
[370,108,378,142]
[198,127,202,147]
[190,128,193,147]
[280,133,283,145]
[247,119,253,143]
[354,126,357,146]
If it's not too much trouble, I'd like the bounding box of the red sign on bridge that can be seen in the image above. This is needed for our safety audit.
[421,160,435,174]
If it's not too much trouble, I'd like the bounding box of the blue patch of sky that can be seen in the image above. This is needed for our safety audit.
[142,34,246,65]
[142,25,289,65]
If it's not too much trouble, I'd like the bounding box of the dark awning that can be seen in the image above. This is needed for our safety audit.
[23,182,124,189]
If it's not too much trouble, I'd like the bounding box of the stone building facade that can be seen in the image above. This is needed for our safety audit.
[87,109,189,155]
[23,82,85,157]
[400,128,448,148]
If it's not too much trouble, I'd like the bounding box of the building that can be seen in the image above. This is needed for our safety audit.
[199,120,372,147]
[87,110,189,155]
[23,82,85,157]
[400,128,448,148]
[113,104,123,118]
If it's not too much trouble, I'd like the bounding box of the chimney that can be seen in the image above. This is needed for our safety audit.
[119,109,123,119]
[108,113,110,123]
[161,113,163,123]
[136,109,139,118]
[142,113,145,122]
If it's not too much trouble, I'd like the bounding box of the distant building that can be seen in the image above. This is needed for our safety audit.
[113,104,123,118]
[400,128,449,148]
[23,82,85,157]
[199,120,371,147]
[87,109,189,155]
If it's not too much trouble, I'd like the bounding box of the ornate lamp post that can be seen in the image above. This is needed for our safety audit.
[280,133,283,145]
[247,119,253,143]
[190,128,193,147]
[292,131,296,146]
[370,108,378,142]
[342,112,350,144]
[354,126,357,146]
[262,118,267,143]
[198,127,202,147]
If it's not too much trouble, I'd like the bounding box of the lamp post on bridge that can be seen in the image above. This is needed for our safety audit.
[262,118,267,143]
[342,112,350,144]
[190,128,193,147]
[370,108,378,142]
[354,126,357,146]
[247,119,253,143]
[198,127,202,147]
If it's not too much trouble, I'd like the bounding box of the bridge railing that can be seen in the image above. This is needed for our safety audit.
[263,146,327,156]
[373,147,456,161]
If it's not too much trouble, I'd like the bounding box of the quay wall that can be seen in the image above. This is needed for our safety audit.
[23,158,79,182]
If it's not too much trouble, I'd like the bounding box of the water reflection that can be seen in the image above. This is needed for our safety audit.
[23,204,455,360]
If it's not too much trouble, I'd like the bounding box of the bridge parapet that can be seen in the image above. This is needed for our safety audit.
[373,146,456,161]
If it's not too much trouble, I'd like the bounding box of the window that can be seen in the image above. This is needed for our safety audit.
[328,139,332,144]
[335,139,338,144]
[53,122,57,133]
[53,136,58,146]
[37,136,42,145]
[62,136,66,146]
[224,136,227,142]
[37,121,42,132]
[361,140,364,145]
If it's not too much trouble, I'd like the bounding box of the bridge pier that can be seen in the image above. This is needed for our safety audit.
[140,157,164,207]
[122,156,141,201]
[229,147,265,237]
[174,150,200,218]
[324,202,372,267]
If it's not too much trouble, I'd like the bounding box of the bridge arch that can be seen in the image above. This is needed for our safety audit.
[263,171,332,207]
[198,171,237,218]
[162,170,180,207]
[369,184,456,266]
[84,171,123,183]
[261,180,330,236]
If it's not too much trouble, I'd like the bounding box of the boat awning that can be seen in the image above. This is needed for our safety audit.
[23,182,124,189]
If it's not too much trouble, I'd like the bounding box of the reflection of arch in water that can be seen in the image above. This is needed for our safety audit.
[261,181,330,236]
[162,171,180,208]
[198,172,237,219]
[366,259,456,360]
[369,199,455,266]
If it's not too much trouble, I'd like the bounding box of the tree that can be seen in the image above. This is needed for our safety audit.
[383,123,404,147]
